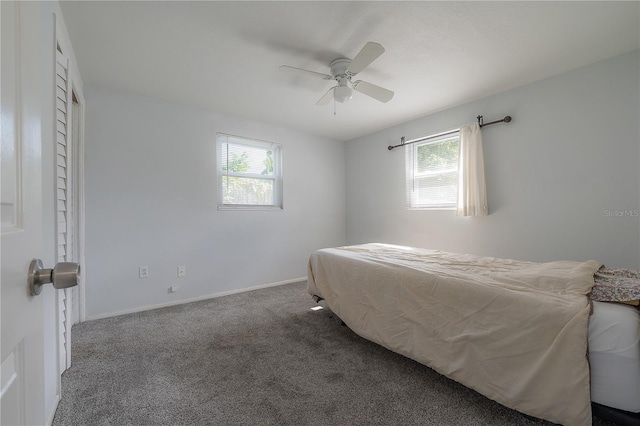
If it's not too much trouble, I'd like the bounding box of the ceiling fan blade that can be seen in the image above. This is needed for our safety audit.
[316,87,335,105]
[279,65,333,80]
[347,42,385,75]
[353,81,394,103]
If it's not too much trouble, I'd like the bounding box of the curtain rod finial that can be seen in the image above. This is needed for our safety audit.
[504,116,512,123]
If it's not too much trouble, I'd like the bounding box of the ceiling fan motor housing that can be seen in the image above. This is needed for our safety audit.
[330,58,352,78]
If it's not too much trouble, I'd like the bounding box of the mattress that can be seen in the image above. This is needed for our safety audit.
[589,301,640,412]
[308,243,601,426]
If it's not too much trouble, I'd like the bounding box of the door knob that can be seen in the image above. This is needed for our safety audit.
[29,259,80,296]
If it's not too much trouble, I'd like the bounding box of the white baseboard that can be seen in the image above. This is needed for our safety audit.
[46,393,60,426]
[86,277,307,321]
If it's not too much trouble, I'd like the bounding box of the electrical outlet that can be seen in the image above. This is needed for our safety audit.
[177,266,186,278]
[169,286,179,293]
[139,266,149,278]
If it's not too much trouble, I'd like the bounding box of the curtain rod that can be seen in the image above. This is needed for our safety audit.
[387,115,512,151]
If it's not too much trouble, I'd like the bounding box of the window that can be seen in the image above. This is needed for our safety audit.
[406,133,460,209]
[217,134,283,210]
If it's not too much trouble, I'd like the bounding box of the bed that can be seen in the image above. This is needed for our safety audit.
[307,243,640,426]
[589,301,640,413]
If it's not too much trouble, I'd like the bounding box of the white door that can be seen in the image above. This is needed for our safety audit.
[1,2,51,424]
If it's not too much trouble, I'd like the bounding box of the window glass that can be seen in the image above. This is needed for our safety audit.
[406,134,459,208]
[217,134,282,210]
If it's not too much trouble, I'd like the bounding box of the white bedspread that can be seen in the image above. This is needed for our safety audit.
[307,243,602,426]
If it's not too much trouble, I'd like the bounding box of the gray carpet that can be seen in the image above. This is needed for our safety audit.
[53,282,617,425]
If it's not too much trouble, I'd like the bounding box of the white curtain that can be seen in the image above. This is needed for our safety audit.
[457,123,488,216]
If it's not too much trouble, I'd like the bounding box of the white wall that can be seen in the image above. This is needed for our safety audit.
[346,50,640,269]
[84,85,345,319]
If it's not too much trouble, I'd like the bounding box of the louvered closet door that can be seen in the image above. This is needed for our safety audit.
[56,49,74,372]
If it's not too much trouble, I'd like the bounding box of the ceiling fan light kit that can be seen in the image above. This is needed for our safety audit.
[334,78,353,103]
[334,85,353,103]
[280,42,394,108]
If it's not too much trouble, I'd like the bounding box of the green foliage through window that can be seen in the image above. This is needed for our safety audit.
[417,138,459,172]
[223,152,249,173]
[262,151,274,175]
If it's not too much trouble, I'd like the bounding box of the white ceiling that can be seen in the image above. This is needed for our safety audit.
[59,1,639,142]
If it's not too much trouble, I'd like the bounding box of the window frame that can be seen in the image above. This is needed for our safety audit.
[406,132,460,210]
[216,133,283,211]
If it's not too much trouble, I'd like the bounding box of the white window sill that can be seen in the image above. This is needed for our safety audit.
[407,206,456,211]
[218,204,283,211]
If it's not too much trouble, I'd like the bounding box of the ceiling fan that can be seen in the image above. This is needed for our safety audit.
[280,42,394,106]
